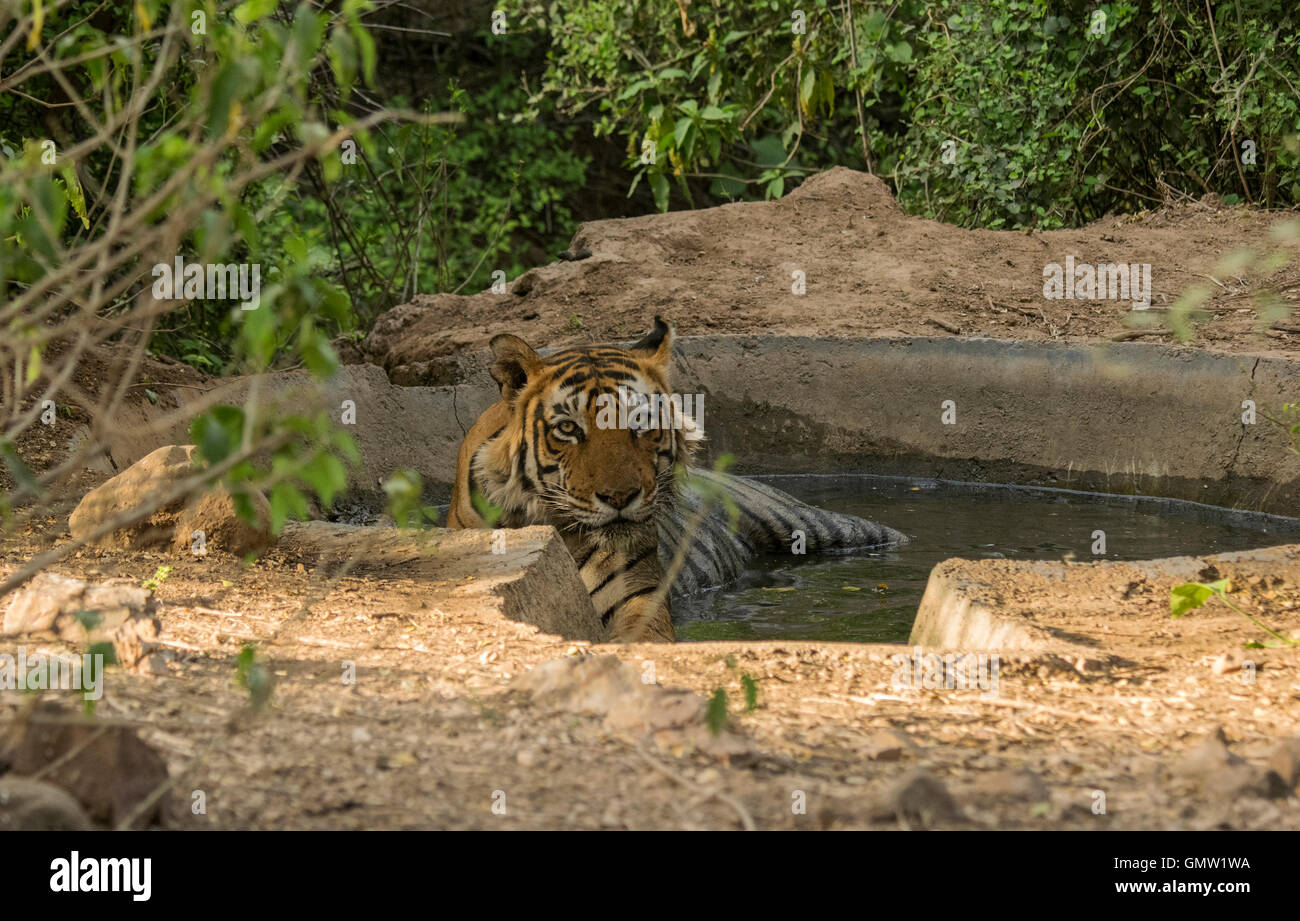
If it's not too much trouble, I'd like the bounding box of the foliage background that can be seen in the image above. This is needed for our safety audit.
[3,0,1298,371]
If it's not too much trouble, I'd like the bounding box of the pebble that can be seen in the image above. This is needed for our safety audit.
[1210,652,1241,675]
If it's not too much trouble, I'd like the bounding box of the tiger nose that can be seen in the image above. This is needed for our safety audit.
[596,487,641,510]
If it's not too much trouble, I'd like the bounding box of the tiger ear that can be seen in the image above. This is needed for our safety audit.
[489,333,542,402]
[628,315,674,366]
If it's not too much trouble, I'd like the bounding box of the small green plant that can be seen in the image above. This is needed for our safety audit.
[83,639,116,717]
[1170,579,1298,648]
[469,490,504,529]
[705,687,729,735]
[383,470,441,529]
[234,644,274,710]
[1265,401,1300,455]
[739,672,759,713]
[707,654,759,732]
[141,565,172,594]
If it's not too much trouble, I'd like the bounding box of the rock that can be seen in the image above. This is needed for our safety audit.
[512,655,753,760]
[1171,728,1288,800]
[861,728,919,762]
[969,769,1050,801]
[0,701,169,828]
[1173,727,1243,774]
[511,655,648,714]
[69,444,272,555]
[280,521,603,643]
[171,485,272,557]
[0,777,94,830]
[133,652,169,677]
[606,689,702,734]
[2,572,160,669]
[1266,738,1300,794]
[2,572,85,634]
[1210,652,1241,675]
[873,769,964,825]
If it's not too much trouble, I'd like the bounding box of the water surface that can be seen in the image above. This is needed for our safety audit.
[674,475,1300,643]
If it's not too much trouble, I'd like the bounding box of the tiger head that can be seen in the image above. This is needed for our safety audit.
[473,317,700,537]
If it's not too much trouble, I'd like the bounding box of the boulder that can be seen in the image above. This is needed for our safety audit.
[69,444,272,555]
[0,700,169,828]
[0,777,94,830]
[872,769,965,825]
[2,572,160,669]
[1171,727,1289,799]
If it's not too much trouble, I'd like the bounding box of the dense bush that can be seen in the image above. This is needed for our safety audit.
[0,2,591,371]
[524,0,1300,227]
[3,0,1297,372]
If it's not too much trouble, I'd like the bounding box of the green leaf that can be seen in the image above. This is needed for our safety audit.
[1170,581,1215,617]
[706,688,728,735]
[59,168,89,230]
[88,641,116,666]
[234,643,273,710]
[741,673,759,712]
[25,345,41,385]
[800,68,817,117]
[234,0,278,24]
[206,62,244,139]
[350,19,376,86]
[230,489,260,526]
[0,441,40,495]
[650,172,669,212]
[468,489,503,529]
[190,406,245,464]
[269,482,309,532]
[299,452,346,508]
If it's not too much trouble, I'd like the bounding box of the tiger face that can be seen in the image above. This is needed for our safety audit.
[473,317,699,537]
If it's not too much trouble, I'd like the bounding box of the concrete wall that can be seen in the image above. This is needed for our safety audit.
[108,336,1300,515]
[669,337,1300,515]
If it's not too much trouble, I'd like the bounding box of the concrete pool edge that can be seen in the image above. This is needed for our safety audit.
[909,542,1300,655]
[276,521,603,643]
[99,335,1300,515]
[670,336,1300,516]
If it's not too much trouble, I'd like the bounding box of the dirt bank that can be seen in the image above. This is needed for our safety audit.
[357,167,1300,384]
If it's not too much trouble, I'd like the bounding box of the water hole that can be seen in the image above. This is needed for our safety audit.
[673,475,1300,643]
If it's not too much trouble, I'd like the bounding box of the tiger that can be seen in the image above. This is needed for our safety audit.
[447,317,906,642]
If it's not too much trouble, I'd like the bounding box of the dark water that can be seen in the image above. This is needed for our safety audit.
[673,475,1300,644]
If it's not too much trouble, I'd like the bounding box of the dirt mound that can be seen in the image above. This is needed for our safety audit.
[359,167,1300,381]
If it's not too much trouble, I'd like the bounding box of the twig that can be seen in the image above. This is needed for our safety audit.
[1109,328,1169,341]
[634,747,757,831]
[925,315,961,334]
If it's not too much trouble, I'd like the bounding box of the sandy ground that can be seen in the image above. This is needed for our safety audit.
[2,525,1298,830]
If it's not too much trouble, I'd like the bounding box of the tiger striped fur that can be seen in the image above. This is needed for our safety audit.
[447,318,905,642]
